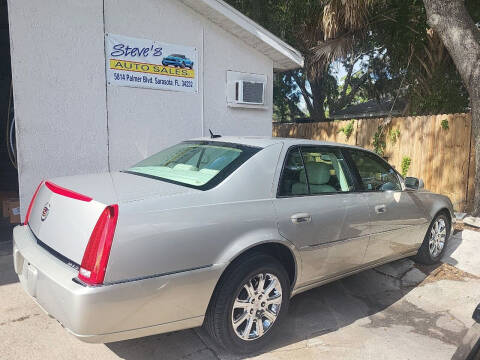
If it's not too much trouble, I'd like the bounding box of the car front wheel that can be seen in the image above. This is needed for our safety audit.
[204,252,290,354]
[414,212,451,264]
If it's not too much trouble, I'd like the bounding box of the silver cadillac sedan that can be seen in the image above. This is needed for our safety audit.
[13,136,454,354]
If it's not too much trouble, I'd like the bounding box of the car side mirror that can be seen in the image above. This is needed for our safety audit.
[405,177,424,190]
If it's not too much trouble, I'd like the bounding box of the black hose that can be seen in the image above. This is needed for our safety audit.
[6,81,17,169]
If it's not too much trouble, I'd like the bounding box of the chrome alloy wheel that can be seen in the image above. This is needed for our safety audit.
[231,273,282,341]
[429,218,447,258]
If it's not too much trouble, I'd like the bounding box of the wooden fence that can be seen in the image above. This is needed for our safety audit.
[273,113,474,212]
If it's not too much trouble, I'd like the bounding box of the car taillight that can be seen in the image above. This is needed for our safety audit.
[45,181,92,202]
[78,205,119,285]
[24,181,44,225]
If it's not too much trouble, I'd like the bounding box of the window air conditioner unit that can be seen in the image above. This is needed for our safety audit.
[234,80,265,105]
[226,71,267,109]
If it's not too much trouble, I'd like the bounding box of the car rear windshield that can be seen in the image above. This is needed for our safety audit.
[125,141,261,190]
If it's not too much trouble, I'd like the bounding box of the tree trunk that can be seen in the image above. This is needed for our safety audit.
[309,76,327,122]
[423,0,480,214]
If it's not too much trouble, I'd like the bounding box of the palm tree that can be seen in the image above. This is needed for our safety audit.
[312,0,374,67]
[292,0,375,121]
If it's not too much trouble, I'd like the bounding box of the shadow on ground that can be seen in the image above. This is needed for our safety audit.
[107,262,442,360]
[0,241,16,286]
[0,216,16,286]
[107,234,466,360]
[0,227,466,358]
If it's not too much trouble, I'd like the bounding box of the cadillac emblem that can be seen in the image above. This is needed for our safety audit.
[41,203,50,222]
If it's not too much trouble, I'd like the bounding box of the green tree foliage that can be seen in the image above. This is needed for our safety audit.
[225,0,480,121]
[338,120,355,139]
[389,128,400,144]
[225,0,376,122]
[367,0,475,115]
[372,126,386,155]
[272,72,305,123]
[440,119,449,130]
[401,156,412,177]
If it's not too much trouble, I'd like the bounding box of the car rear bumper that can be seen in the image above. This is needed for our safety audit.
[13,225,224,343]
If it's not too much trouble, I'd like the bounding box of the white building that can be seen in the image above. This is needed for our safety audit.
[5,0,303,218]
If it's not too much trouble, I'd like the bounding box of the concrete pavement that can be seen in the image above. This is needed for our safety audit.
[1,230,479,359]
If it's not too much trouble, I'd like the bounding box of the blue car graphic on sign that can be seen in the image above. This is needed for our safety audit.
[162,54,194,69]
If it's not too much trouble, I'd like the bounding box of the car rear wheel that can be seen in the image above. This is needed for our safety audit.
[204,253,290,354]
[413,212,450,265]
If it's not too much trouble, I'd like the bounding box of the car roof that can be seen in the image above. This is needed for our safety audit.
[190,136,373,153]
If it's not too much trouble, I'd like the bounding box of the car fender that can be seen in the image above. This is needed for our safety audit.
[213,227,302,288]
[416,191,455,224]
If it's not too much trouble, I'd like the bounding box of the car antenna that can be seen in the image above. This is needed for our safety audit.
[209,129,221,139]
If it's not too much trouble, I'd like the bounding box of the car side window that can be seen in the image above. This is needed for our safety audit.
[278,148,308,196]
[300,147,354,195]
[278,146,353,197]
[347,150,401,191]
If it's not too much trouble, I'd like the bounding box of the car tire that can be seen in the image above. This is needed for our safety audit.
[204,252,290,354]
[413,212,451,265]
[180,62,186,68]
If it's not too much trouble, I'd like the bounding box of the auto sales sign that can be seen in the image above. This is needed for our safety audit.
[105,33,198,93]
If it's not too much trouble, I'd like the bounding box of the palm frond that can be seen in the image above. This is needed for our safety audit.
[309,0,378,69]
[310,33,355,67]
[323,0,374,40]
[323,0,342,40]
[343,0,374,32]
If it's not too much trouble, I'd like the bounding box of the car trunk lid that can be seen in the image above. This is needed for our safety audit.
[27,172,196,266]
[28,182,108,265]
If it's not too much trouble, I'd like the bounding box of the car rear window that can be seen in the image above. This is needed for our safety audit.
[124,141,261,190]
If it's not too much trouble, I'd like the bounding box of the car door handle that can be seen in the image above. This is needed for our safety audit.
[291,213,312,224]
[375,205,386,214]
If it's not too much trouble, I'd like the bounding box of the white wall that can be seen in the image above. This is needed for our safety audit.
[7,0,109,218]
[203,21,273,137]
[105,0,273,170]
[8,0,274,216]
[104,0,204,170]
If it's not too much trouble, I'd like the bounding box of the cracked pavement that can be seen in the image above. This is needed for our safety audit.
[1,230,479,359]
